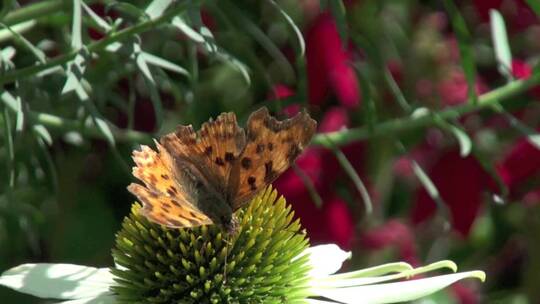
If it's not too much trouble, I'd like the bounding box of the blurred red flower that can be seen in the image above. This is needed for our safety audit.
[306,12,361,108]
[511,59,540,99]
[411,150,491,236]
[360,220,419,266]
[473,0,538,32]
[496,133,540,197]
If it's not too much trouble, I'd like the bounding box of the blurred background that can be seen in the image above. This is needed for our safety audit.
[0,0,539,303]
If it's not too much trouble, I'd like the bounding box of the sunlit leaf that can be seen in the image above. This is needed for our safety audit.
[490,9,512,81]
[448,124,472,157]
[93,117,115,146]
[140,52,190,77]
[133,43,155,84]
[171,16,205,43]
[0,20,36,43]
[0,22,46,63]
[71,0,83,49]
[145,0,173,20]
[82,2,111,31]
[33,124,53,146]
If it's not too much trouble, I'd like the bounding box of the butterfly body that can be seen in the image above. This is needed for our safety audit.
[128,107,316,232]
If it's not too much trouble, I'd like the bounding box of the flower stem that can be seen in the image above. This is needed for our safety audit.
[0,0,201,85]
[312,71,540,147]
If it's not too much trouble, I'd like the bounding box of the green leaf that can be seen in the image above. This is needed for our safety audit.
[32,124,53,146]
[525,0,540,17]
[171,16,205,43]
[490,9,513,81]
[0,22,46,63]
[106,2,145,21]
[93,117,115,146]
[2,106,15,187]
[145,0,173,20]
[82,2,112,32]
[384,66,411,113]
[448,124,472,157]
[412,160,440,202]
[443,0,478,104]
[354,65,376,132]
[133,43,155,84]
[328,0,348,45]
[325,135,373,214]
[71,0,83,49]
[0,20,35,43]
[140,52,190,77]
[62,53,88,98]
[171,16,251,84]
[268,0,305,56]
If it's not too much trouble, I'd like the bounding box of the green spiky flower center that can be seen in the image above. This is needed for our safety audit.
[111,187,312,303]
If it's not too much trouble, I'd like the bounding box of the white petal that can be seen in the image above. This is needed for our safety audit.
[54,293,117,304]
[311,271,485,304]
[0,264,114,299]
[314,260,456,288]
[296,244,351,278]
[305,300,339,304]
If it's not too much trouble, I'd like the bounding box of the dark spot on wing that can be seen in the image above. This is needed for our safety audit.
[268,142,274,151]
[215,157,225,166]
[160,174,170,180]
[247,176,256,190]
[162,203,172,209]
[241,157,252,169]
[264,161,276,183]
[171,200,181,207]
[256,144,265,154]
[167,186,178,196]
[204,146,213,156]
[225,152,235,162]
[148,174,158,184]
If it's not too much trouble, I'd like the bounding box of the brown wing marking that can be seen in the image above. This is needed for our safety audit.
[159,112,246,195]
[128,183,211,228]
[231,107,317,209]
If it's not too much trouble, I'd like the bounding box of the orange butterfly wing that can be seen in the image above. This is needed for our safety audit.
[128,144,212,228]
[231,108,317,209]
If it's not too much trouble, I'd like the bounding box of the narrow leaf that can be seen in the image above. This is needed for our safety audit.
[412,160,440,201]
[448,124,472,157]
[0,22,46,63]
[93,117,115,146]
[328,0,348,45]
[133,44,155,84]
[171,16,205,43]
[490,9,512,81]
[2,107,15,187]
[82,2,111,31]
[62,54,86,95]
[145,0,173,20]
[33,125,53,146]
[71,0,83,49]
[140,52,190,77]
[443,0,478,104]
[268,0,305,56]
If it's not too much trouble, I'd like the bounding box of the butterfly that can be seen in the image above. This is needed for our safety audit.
[128,107,317,233]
